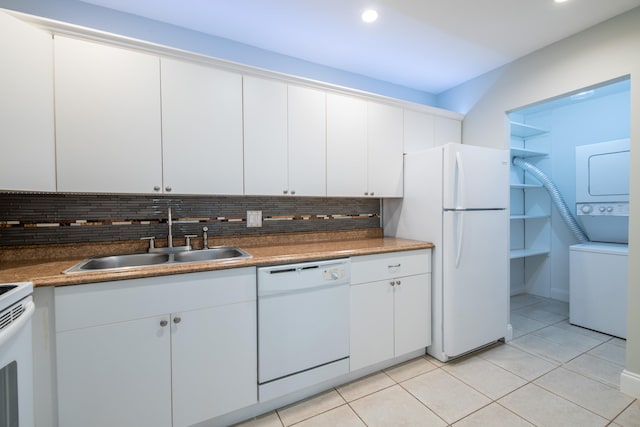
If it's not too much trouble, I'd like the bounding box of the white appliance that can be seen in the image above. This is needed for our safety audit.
[575,138,629,244]
[257,259,350,401]
[0,282,34,427]
[384,143,510,362]
[570,243,627,338]
[570,139,629,338]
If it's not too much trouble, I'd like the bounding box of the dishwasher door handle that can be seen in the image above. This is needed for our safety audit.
[258,281,347,298]
[269,265,319,274]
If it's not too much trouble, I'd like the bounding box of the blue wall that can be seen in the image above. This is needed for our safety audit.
[0,0,437,106]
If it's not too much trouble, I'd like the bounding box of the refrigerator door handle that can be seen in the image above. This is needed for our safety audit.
[455,151,466,209]
[455,211,464,267]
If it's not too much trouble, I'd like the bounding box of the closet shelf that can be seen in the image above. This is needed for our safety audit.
[510,214,550,220]
[510,122,549,139]
[510,248,550,259]
[511,147,547,158]
[510,183,543,189]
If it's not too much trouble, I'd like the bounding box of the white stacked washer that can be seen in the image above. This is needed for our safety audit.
[570,139,629,338]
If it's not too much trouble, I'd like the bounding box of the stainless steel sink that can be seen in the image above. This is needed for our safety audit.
[63,246,251,274]
[173,246,252,263]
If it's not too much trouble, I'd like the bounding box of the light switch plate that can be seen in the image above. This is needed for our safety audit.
[247,210,262,227]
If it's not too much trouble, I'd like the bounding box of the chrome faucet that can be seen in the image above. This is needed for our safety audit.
[167,207,174,249]
[202,226,209,249]
[143,207,192,253]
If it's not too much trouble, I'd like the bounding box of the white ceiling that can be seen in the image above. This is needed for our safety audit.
[77,0,640,94]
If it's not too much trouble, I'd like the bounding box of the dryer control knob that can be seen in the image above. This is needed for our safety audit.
[580,205,593,214]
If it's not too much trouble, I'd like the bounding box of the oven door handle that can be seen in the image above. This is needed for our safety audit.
[0,300,35,348]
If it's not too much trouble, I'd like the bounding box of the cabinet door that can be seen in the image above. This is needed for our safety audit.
[394,273,431,356]
[57,316,172,427]
[367,102,404,197]
[326,93,368,197]
[54,36,162,193]
[161,58,243,195]
[288,85,326,196]
[171,301,257,427]
[404,109,435,153]
[243,76,288,195]
[434,116,462,145]
[0,11,55,192]
[349,281,394,371]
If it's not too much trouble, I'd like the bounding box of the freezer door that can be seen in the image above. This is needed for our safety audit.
[443,143,509,210]
[442,209,508,358]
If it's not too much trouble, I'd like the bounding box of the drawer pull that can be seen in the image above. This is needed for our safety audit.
[160,320,168,327]
[388,264,401,268]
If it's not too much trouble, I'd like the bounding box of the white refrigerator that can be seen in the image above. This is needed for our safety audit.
[384,143,510,362]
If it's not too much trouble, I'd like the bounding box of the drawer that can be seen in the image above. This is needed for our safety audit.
[55,267,256,332]
[350,249,431,285]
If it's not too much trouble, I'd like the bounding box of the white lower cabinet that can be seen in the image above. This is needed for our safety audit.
[56,315,173,427]
[349,250,431,371]
[54,268,257,427]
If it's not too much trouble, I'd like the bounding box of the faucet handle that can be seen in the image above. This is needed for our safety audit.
[141,236,156,251]
[184,234,197,249]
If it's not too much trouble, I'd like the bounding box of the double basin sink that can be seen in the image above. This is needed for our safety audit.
[64,246,252,274]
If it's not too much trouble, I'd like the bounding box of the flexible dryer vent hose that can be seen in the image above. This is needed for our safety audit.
[512,156,589,243]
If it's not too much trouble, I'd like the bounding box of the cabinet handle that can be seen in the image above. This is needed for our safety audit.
[364,192,369,196]
[390,280,396,286]
[396,280,401,286]
[160,319,168,327]
[165,186,172,192]
[388,264,401,268]
[370,192,375,196]
[173,316,181,324]
[153,186,161,192]
[283,190,288,194]
[291,190,296,195]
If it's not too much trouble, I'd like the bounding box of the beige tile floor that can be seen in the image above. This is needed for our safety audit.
[237,294,638,426]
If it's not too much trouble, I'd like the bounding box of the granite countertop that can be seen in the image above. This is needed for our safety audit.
[0,230,433,287]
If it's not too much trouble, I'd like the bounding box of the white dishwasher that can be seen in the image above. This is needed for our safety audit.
[258,258,350,401]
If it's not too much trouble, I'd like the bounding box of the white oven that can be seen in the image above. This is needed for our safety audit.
[0,282,34,427]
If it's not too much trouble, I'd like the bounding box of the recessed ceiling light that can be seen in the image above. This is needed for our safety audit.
[362,9,378,23]
[554,0,569,3]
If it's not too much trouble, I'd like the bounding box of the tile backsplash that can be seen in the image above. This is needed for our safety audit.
[0,193,381,246]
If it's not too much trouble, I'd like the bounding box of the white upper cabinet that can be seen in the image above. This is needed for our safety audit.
[404,110,435,153]
[287,85,326,196]
[435,115,462,146]
[327,93,403,197]
[404,110,462,153]
[54,36,163,193]
[367,102,404,197]
[327,93,368,197]
[243,76,288,196]
[244,77,326,196]
[0,11,55,192]
[161,58,243,195]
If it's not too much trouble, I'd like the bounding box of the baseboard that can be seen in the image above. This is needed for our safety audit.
[505,323,513,342]
[550,288,569,302]
[620,369,640,398]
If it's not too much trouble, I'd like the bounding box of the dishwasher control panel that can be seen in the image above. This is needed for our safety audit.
[323,266,347,281]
